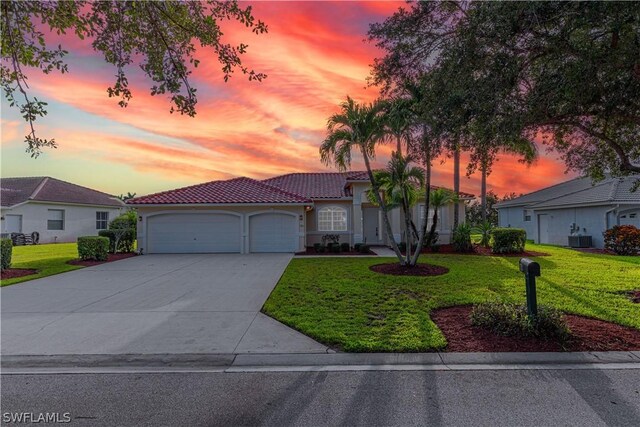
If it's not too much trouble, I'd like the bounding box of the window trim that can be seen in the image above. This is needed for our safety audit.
[47,209,65,231]
[96,211,109,230]
[317,206,348,232]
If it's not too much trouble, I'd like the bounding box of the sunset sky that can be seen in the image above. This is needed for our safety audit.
[0,1,575,199]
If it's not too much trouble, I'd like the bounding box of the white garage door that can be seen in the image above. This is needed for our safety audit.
[147,213,241,253]
[249,213,298,253]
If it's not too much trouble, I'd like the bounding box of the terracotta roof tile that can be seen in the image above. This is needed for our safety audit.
[127,177,312,205]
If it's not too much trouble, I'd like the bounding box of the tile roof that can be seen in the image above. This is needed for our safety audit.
[127,177,312,205]
[129,171,474,205]
[530,175,640,209]
[1,177,124,208]
[494,176,599,208]
[262,173,354,199]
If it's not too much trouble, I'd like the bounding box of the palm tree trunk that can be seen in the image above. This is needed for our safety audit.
[427,209,439,246]
[453,143,460,228]
[403,196,413,264]
[362,149,405,264]
[410,138,431,266]
[481,159,488,224]
[396,134,402,157]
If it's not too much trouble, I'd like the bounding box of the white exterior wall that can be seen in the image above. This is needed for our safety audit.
[135,205,306,254]
[534,206,614,249]
[497,206,536,240]
[0,202,123,243]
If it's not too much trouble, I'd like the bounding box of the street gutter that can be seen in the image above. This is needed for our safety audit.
[2,351,640,374]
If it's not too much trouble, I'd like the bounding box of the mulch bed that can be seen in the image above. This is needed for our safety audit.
[403,244,549,257]
[297,248,375,256]
[68,252,137,267]
[369,263,449,277]
[0,268,38,280]
[431,305,640,352]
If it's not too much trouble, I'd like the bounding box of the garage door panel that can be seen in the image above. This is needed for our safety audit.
[250,213,297,253]
[148,213,240,253]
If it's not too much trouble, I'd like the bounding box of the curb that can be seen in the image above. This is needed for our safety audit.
[2,351,640,373]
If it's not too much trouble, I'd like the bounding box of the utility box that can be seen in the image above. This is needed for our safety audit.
[568,235,592,248]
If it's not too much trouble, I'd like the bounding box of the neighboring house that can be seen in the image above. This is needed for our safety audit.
[1,177,125,243]
[127,172,472,254]
[495,175,640,249]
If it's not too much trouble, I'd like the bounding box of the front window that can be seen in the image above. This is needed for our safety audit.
[96,212,109,230]
[47,209,65,230]
[318,207,347,231]
[524,210,532,222]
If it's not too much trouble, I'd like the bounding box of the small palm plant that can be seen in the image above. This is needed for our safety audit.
[366,152,425,264]
[426,188,457,247]
[472,221,494,247]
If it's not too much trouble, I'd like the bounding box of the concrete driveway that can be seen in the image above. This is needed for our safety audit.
[1,254,329,355]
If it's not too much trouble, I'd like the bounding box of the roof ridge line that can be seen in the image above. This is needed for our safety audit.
[29,177,49,200]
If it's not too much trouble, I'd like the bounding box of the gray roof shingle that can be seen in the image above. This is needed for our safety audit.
[1,177,124,208]
[529,175,640,209]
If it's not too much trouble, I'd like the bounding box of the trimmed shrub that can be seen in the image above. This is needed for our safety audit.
[340,242,350,252]
[604,225,640,255]
[354,243,362,251]
[1,238,12,270]
[330,244,341,253]
[452,223,473,252]
[77,236,109,261]
[313,243,322,252]
[104,212,137,253]
[359,244,370,254]
[470,302,570,341]
[491,228,526,254]
[316,244,326,253]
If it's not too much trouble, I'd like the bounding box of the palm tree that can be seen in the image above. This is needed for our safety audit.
[425,188,458,247]
[366,152,425,264]
[383,98,412,156]
[320,96,405,263]
[452,140,461,228]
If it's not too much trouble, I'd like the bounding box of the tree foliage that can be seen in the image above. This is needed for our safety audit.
[369,1,640,184]
[1,0,267,156]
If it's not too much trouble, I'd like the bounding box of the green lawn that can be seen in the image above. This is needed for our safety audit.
[263,244,640,352]
[1,243,82,287]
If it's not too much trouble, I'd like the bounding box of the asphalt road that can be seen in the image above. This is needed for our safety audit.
[2,369,640,426]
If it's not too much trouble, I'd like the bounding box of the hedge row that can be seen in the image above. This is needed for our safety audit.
[1,238,12,270]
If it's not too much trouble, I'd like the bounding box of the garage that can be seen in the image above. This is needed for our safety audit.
[619,211,639,228]
[249,212,298,253]
[147,213,241,254]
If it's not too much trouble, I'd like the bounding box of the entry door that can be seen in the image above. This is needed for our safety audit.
[5,215,22,233]
[362,207,379,244]
[538,214,550,244]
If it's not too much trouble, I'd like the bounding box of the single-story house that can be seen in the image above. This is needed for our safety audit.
[495,175,640,248]
[127,172,473,254]
[1,177,125,243]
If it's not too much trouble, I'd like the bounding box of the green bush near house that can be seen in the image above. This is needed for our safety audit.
[341,242,350,252]
[101,211,137,253]
[77,236,109,261]
[491,228,526,254]
[1,238,12,270]
[452,223,473,252]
